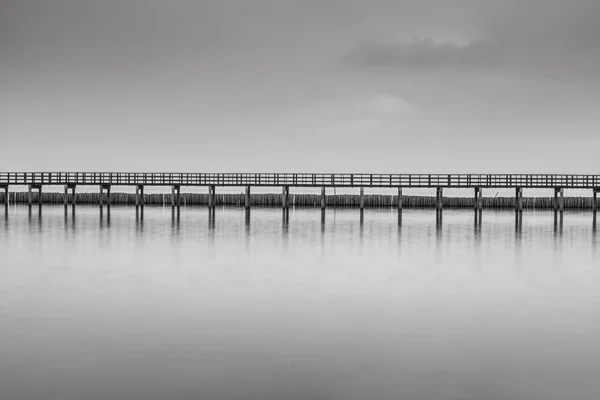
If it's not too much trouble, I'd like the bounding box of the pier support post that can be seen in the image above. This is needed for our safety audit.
[554,188,564,211]
[1,185,8,205]
[474,187,483,210]
[28,184,42,206]
[359,188,365,209]
[63,184,77,206]
[245,186,251,209]
[100,185,111,206]
[436,187,443,211]
[593,189,599,212]
[321,186,326,209]
[397,187,403,210]
[171,185,181,207]
[208,185,216,208]
[515,188,523,211]
[282,186,289,209]
[135,185,144,206]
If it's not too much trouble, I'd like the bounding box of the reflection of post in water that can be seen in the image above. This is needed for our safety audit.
[359,209,364,227]
[553,210,563,235]
[245,208,251,233]
[514,210,523,234]
[593,211,597,234]
[135,206,144,230]
[282,208,289,230]
[29,204,42,225]
[171,206,180,229]
[208,207,216,230]
[397,209,402,226]
[474,209,482,240]
[99,205,111,227]
[435,210,443,229]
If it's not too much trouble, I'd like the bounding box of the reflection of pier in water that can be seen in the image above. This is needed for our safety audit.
[3,204,597,238]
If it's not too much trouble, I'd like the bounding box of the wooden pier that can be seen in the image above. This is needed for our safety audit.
[1,172,599,212]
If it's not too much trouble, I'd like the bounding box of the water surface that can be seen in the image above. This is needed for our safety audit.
[1,205,599,400]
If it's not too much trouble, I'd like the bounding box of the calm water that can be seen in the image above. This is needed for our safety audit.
[1,205,600,400]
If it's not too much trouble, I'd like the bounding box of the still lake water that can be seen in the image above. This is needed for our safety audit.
[1,205,599,400]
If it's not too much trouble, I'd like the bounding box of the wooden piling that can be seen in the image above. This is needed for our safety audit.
[554,188,564,211]
[282,186,289,209]
[2,185,8,205]
[99,185,111,206]
[594,189,598,212]
[245,186,251,208]
[474,187,483,210]
[397,187,403,210]
[436,187,443,210]
[171,185,181,207]
[515,187,523,211]
[208,185,216,208]
[360,187,365,209]
[321,186,326,209]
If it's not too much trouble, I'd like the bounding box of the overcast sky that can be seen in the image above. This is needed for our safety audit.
[1,0,599,172]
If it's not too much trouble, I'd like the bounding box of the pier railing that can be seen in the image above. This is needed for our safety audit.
[1,173,600,188]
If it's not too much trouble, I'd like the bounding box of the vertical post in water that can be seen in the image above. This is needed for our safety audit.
[135,185,140,206]
[28,185,32,206]
[436,187,443,211]
[72,186,77,205]
[321,186,326,209]
[38,185,42,206]
[2,185,9,205]
[282,186,289,209]
[99,185,104,206]
[593,189,598,212]
[171,185,181,208]
[397,187,403,211]
[554,188,564,211]
[139,185,144,206]
[474,187,483,210]
[245,186,251,209]
[515,187,523,211]
[359,187,365,210]
[105,185,111,206]
[64,185,68,206]
[209,185,216,208]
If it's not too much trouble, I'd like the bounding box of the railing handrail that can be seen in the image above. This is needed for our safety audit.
[1,172,599,189]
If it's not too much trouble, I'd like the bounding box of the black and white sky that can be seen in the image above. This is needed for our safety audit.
[1,0,599,172]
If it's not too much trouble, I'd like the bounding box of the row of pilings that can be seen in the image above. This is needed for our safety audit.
[1,192,599,209]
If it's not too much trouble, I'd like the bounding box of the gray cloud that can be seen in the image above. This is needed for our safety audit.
[343,0,600,74]
[345,39,500,68]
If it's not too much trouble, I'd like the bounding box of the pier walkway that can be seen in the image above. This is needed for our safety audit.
[1,172,599,211]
